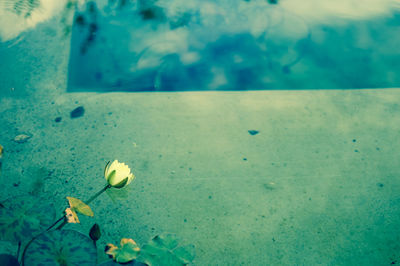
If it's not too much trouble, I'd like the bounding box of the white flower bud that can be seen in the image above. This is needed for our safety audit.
[104,160,135,189]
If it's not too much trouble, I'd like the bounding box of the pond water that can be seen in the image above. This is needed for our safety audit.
[67,0,400,91]
[0,1,400,266]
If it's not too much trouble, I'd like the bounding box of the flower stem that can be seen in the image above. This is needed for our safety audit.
[16,241,21,259]
[46,215,66,231]
[85,184,111,205]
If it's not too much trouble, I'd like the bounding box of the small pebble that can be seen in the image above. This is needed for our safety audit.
[70,106,85,118]
[14,134,31,143]
[248,130,259,135]
[55,117,62,122]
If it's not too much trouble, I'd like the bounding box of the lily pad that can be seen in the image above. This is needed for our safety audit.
[0,254,19,266]
[105,238,140,263]
[24,229,97,265]
[98,260,146,266]
[0,195,56,244]
[137,233,195,266]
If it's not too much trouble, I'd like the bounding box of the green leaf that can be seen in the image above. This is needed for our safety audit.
[0,195,55,244]
[152,234,179,250]
[24,229,97,265]
[137,233,195,266]
[67,197,94,217]
[173,245,196,264]
[105,238,140,263]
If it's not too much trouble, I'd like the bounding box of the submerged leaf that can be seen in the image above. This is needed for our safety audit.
[67,196,94,217]
[0,254,19,266]
[0,195,55,243]
[24,229,97,265]
[105,238,140,263]
[137,233,195,266]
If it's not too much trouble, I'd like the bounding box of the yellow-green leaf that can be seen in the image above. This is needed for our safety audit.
[105,238,140,263]
[65,207,80,223]
[67,197,94,217]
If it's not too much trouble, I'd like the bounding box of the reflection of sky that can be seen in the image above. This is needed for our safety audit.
[66,0,400,91]
[281,0,400,23]
[0,0,398,90]
[1,0,399,42]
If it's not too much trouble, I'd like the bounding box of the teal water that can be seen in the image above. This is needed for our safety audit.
[0,1,400,265]
[66,0,400,91]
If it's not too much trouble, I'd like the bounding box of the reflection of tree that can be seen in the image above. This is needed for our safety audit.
[2,0,41,18]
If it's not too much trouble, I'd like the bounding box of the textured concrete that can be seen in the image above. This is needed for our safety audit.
[0,15,400,266]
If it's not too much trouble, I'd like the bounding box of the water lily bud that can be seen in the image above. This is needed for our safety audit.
[104,160,135,189]
[89,223,101,242]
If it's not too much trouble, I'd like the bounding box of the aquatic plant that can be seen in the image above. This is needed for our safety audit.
[137,233,195,266]
[0,160,195,265]
[105,238,141,263]
[24,229,97,265]
[105,233,195,265]
[104,160,135,189]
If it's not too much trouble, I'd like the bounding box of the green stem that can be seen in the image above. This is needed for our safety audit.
[56,219,68,230]
[16,241,21,260]
[46,215,66,231]
[21,184,112,264]
[21,233,41,266]
[85,184,111,205]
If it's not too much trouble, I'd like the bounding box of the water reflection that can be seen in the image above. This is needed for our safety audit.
[0,0,399,91]
[0,0,66,42]
[67,0,400,91]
